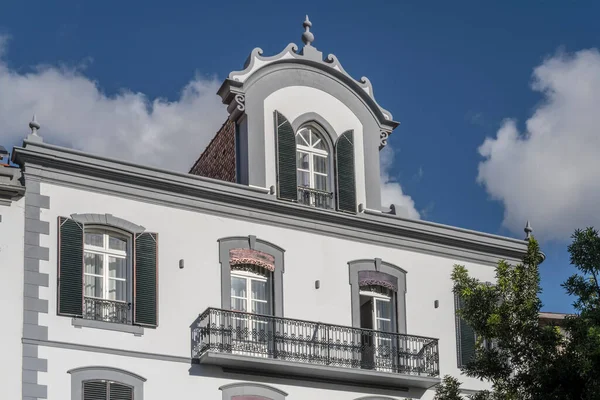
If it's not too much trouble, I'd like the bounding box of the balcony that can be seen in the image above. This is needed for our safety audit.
[191,308,440,390]
[83,297,131,324]
[297,186,333,209]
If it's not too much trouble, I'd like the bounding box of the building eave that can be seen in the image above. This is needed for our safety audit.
[0,166,25,205]
[13,140,528,266]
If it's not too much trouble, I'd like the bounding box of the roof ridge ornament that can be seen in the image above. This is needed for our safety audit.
[302,15,314,47]
[27,114,43,143]
[524,220,533,240]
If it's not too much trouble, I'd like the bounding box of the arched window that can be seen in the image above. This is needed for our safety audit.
[68,366,145,400]
[295,125,332,208]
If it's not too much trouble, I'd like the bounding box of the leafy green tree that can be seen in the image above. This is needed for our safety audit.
[433,375,463,400]
[435,237,562,400]
[538,228,600,399]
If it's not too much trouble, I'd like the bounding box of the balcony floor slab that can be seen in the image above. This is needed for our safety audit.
[198,351,440,390]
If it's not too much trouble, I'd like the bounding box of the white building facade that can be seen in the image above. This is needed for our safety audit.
[1,17,529,400]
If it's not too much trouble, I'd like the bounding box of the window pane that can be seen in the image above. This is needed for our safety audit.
[231,297,247,312]
[314,139,327,151]
[377,319,392,333]
[314,156,328,173]
[252,300,270,315]
[84,232,104,247]
[296,129,309,146]
[315,174,328,191]
[251,280,268,301]
[376,299,392,319]
[109,257,126,279]
[297,170,310,187]
[231,276,247,298]
[84,252,103,275]
[109,235,127,251]
[296,151,309,170]
[311,130,325,147]
[84,274,103,297]
[108,279,127,301]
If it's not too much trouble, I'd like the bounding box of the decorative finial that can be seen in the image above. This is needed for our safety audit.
[29,114,40,136]
[524,220,533,240]
[302,15,314,47]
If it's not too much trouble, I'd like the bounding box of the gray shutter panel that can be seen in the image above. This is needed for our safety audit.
[335,130,357,213]
[455,294,476,367]
[83,381,107,400]
[134,232,158,327]
[109,382,133,400]
[275,111,297,201]
[58,216,84,317]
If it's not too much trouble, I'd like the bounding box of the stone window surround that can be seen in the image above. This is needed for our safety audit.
[348,258,407,334]
[219,236,285,317]
[68,366,146,400]
[68,213,146,336]
[220,382,288,400]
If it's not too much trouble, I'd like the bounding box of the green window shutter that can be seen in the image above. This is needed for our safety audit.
[335,130,357,213]
[83,381,107,400]
[455,294,476,367]
[275,111,297,201]
[134,232,158,327]
[109,382,133,400]
[58,216,84,317]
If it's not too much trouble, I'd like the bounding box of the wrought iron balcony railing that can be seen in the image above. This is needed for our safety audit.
[83,297,131,325]
[191,308,439,377]
[297,186,333,209]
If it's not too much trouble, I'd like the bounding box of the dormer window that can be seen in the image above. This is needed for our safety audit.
[295,126,332,208]
[275,111,356,213]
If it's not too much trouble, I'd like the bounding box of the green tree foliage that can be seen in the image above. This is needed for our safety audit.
[433,375,463,400]
[435,230,600,400]
[436,238,562,400]
[538,228,600,399]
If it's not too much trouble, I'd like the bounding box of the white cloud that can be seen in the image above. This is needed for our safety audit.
[380,146,420,219]
[477,49,600,241]
[0,34,226,172]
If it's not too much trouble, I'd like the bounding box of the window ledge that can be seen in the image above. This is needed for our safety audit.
[72,318,144,336]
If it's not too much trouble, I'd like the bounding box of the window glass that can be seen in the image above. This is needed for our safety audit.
[231,276,247,297]
[376,299,392,319]
[295,126,330,196]
[314,155,327,173]
[251,280,268,301]
[85,253,104,275]
[84,275,103,298]
[83,229,129,304]
[109,257,127,279]
[85,232,104,247]
[109,235,127,251]
[108,279,127,301]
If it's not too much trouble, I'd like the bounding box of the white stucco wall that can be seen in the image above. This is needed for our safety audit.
[0,198,25,400]
[38,182,496,395]
[262,86,367,208]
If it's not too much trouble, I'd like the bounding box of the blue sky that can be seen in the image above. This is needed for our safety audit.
[2,1,599,312]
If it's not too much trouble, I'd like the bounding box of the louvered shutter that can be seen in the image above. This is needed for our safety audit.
[83,381,107,400]
[134,232,158,327]
[58,216,84,316]
[275,111,297,201]
[109,382,133,400]
[455,294,476,367]
[335,130,357,213]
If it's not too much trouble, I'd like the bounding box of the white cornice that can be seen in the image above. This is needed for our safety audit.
[13,140,528,266]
